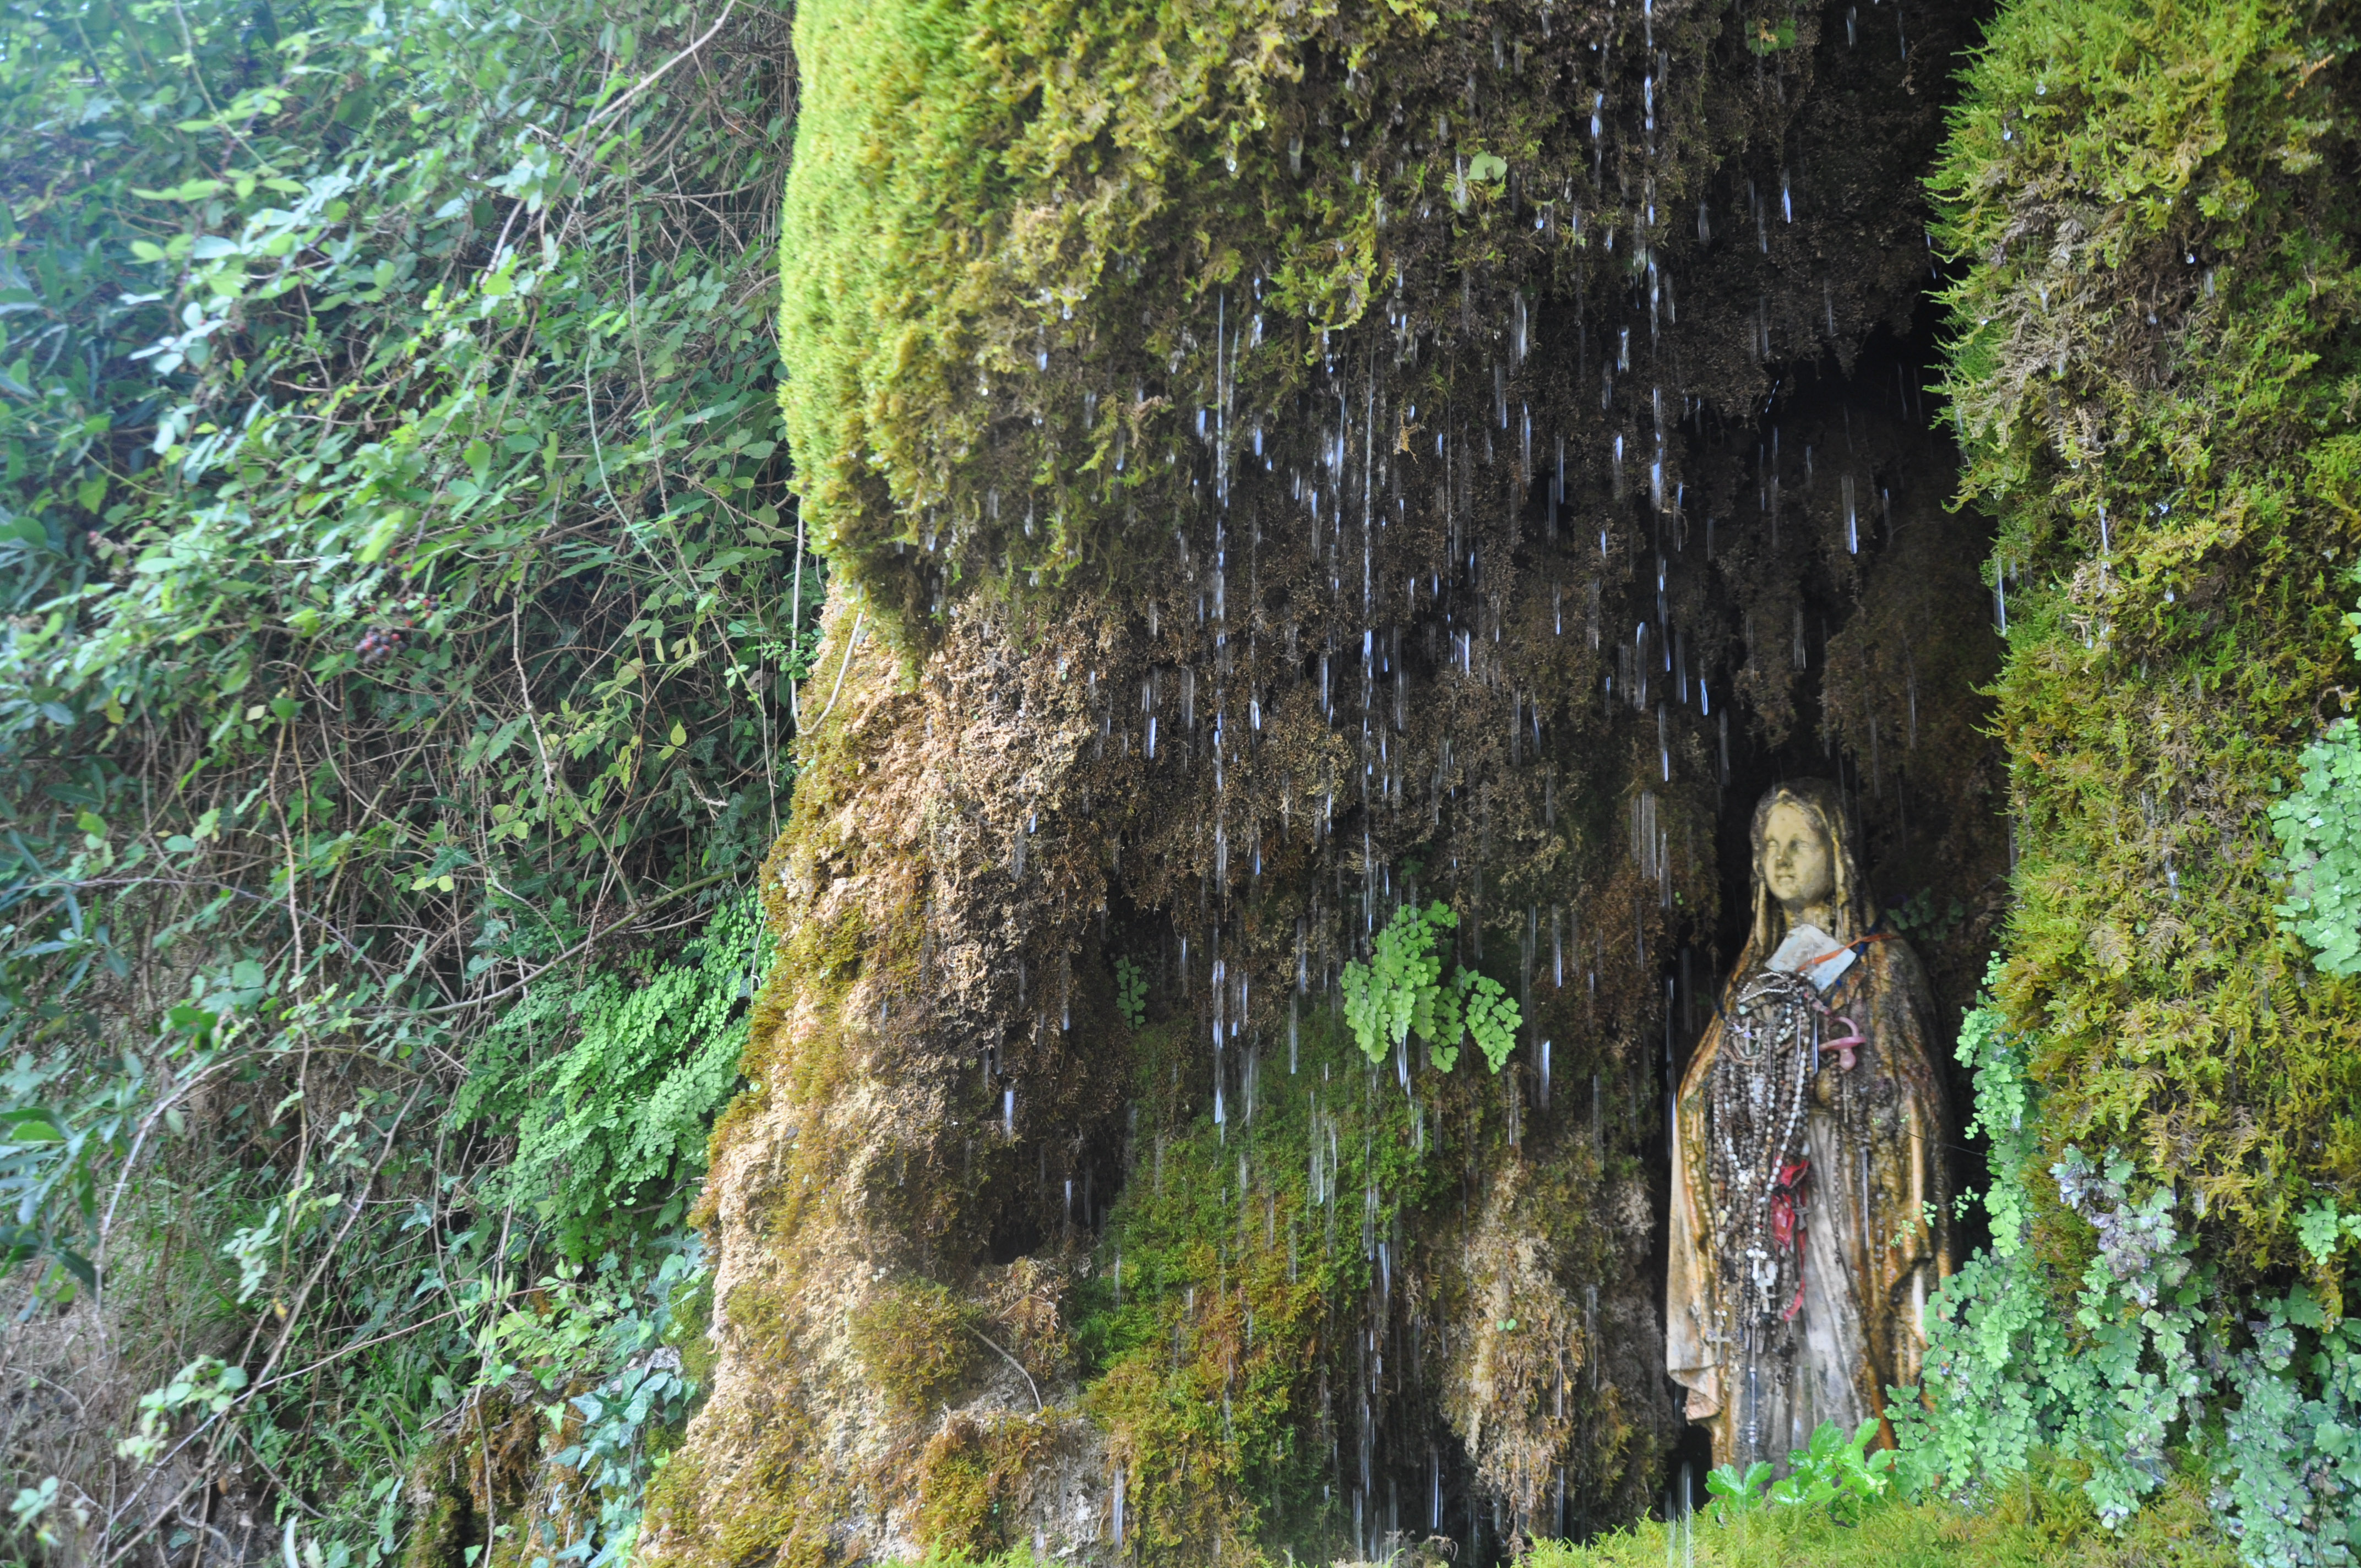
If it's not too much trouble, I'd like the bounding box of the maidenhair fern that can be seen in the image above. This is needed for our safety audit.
[2271,579,2361,974]
[1114,956,1147,1030]
[1341,902,1447,1065]
[454,895,766,1253]
[1906,977,2361,1562]
[1339,902,1521,1074]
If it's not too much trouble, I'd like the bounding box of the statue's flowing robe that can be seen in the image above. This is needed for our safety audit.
[1666,937,1952,1464]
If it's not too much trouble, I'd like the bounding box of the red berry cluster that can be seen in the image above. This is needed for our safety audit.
[355,595,438,666]
[355,625,405,665]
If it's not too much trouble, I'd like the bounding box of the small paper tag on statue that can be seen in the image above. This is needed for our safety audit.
[1766,923,1856,992]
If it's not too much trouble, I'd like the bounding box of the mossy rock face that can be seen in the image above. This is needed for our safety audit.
[852,1279,987,1413]
[650,0,2011,1564]
[401,1444,473,1568]
[1935,0,2361,1276]
[400,1389,565,1568]
[776,0,1970,653]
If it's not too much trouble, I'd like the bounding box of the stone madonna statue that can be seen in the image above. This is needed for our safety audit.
[1667,780,1952,1466]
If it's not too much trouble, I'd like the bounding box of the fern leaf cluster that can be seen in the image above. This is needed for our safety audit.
[1340,902,1521,1075]
[2270,576,2361,978]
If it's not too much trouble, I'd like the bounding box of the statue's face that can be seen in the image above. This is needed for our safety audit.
[1760,801,1835,913]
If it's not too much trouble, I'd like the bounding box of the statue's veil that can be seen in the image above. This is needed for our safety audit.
[1740,779,1876,970]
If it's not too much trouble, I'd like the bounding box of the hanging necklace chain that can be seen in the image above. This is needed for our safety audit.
[1706,970,1820,1331]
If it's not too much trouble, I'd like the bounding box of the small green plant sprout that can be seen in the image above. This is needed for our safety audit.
[115,1357,249,1463]
[1339,901,1522,1073]
[1459,970,1519,1072]
[1114,956,1147,1030]
[1770,1417,1895,1521]
[1705,1459,1772,1518]
[1705,1419,1894,1524]
[8,1474,64,1549]
[1745,14,1799,53]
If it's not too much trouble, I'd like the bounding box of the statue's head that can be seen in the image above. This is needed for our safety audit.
[1760,797,1835,911]
[1747,780,1872,955]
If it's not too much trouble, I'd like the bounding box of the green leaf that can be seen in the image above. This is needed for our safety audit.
[131,178,226,202]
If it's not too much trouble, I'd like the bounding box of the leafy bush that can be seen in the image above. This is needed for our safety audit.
[0,0,803,1552]
[1339,902,1521,1074]
[1705,1419,1896,1526]
[0,1048,148,1299]
[1902,993,2206,1528]
[486,1237,710,1568]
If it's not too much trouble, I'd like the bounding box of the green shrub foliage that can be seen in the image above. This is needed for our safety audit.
[0,0,801,1555]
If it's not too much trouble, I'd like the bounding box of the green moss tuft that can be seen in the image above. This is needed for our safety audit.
[1073,1008,1426,1561]
[401,1445,472,1568]
[912,1415,1062,1560]
[851,1280,986,1412]
[1527,1465,2235,1567]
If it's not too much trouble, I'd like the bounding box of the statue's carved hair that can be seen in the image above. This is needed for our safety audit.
[1745,779,1875,962]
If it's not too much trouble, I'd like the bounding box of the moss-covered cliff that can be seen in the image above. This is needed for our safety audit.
[1896,0,2361,1548]
[1941,0,2361,1277]
[633,0,2123,1562]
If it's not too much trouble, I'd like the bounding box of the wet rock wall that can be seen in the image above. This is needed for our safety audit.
[640,2,2008,1564]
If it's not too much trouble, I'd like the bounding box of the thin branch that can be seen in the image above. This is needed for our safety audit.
[964,1325,1042,1413]
[582,1,739,134]
[807,607,867,730]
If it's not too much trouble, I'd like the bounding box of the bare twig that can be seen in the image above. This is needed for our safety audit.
[808,607,867,730]
[964,1325,1043,1413]
[583,1,739,133]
